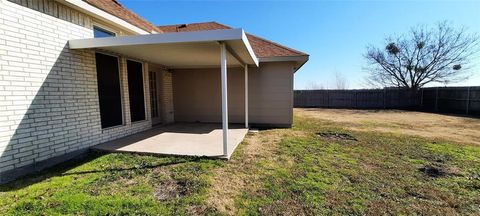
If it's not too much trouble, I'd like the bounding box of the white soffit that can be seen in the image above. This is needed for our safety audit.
[69,29,259,68]
[259,55,309,72]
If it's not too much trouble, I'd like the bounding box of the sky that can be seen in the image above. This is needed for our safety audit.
[120,0,480,89]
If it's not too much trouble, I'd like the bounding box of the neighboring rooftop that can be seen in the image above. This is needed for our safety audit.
[157,22,308,58]
[84,0,162,33]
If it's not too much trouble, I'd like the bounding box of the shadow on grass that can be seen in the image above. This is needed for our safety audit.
[0,151,203,192]
[59,161,186,176]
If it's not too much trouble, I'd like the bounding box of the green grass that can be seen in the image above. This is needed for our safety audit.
[1,113,480,215]
[0,154,223,215]
[233,116,480,215]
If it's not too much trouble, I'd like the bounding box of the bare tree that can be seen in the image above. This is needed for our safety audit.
[305,81,325,90]
[334,71,349,89]
[365,21,479,89]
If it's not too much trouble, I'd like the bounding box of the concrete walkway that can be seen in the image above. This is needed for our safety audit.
[92,123,248,159]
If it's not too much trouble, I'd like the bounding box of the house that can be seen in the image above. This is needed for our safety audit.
[0,0,308,184]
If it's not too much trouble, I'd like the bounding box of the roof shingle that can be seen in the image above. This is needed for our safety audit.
[157,22,308,58]
[84,0,162,33]
[79,2,307,59]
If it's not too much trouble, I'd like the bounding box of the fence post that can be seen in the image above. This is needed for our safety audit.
[327,91,330,108]
[355,91,358,108]
[435,87,439,112]
[383,88,386,109]
[420,88,424,109]
[305,91,314,106]
[466,87,470,115]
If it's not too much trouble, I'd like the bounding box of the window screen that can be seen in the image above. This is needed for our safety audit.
[127,60,146,122]
[95,53,123,128]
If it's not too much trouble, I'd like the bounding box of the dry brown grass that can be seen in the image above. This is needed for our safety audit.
[296,108,480,145]
[205,109,480,215]
[206,129,298,215]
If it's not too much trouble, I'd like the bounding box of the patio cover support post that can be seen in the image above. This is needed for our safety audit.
[220,42,229,156]
[244,64,249,128]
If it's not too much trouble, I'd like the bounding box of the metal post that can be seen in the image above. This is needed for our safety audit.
[244,64,248,128]
[220,42,228,156]
[435,87,439,112]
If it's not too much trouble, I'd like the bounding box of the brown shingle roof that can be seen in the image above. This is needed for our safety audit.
[157,22,308,58]
[84,0,162,33]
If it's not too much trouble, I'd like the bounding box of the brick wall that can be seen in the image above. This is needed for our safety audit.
[0,0,152,178]
[161,70,174,124]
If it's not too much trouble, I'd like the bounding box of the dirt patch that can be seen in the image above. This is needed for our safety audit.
[154,178,193,201]
[418,163,460,178]
[258,199,308,216]
[419,165,446,178]
[296,108,480,145]
[317,132,357,141]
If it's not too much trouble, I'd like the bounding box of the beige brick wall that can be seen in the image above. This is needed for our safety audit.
[0,0,152,174]
[160,70,174,124]
[7,0,92,28]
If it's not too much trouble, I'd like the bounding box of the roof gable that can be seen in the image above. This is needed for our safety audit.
[84,0,162,33]
[157,22,308,58]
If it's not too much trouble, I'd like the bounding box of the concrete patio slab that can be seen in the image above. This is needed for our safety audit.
[91,123,248,159]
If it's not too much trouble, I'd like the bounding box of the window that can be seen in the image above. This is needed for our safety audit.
[93,26,115,38]
[127,60,146,122]
[95,53,123,128]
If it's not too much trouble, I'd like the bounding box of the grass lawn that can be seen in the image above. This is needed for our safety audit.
[1,109,480,215]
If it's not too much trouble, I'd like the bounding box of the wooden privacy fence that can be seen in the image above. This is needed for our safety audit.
[420,87,480,115]
[294,86,480,116]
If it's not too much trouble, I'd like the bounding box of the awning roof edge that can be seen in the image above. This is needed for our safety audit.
[259,55,309,72]
[69,29,259,67]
